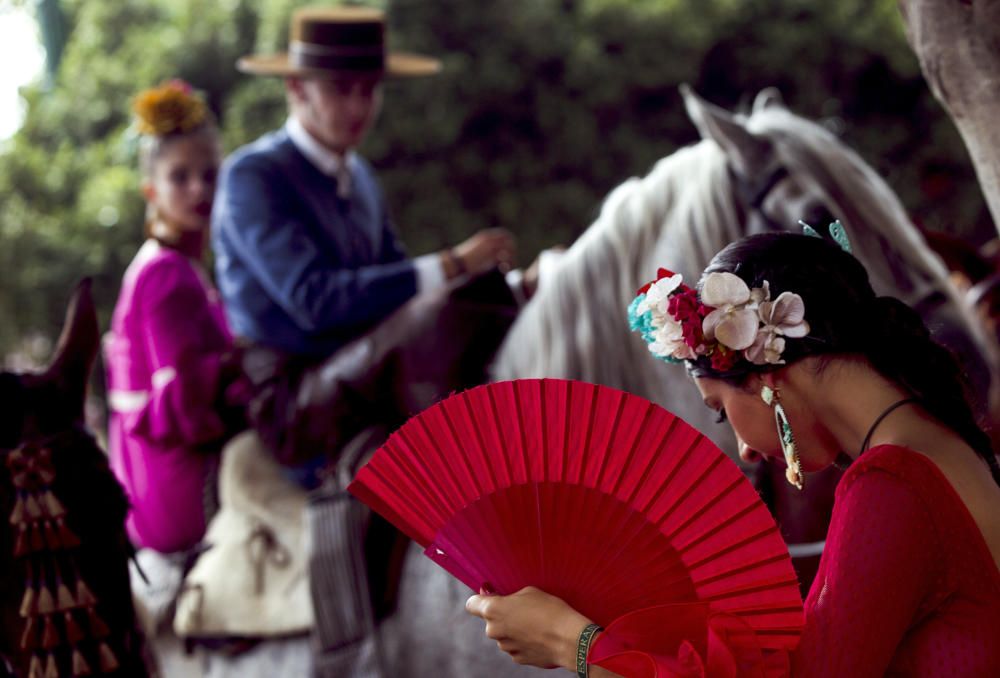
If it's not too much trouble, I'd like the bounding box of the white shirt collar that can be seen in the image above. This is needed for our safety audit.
[285,117,356,196]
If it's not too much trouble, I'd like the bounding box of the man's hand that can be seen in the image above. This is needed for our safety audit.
[445,228,516,279]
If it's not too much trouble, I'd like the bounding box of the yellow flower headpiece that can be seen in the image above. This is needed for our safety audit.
[132,80,208,136]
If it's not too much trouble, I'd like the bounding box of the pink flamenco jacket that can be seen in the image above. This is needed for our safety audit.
[104,239,235,553]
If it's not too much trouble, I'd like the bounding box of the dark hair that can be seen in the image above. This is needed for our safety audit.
[693,232,1000,485]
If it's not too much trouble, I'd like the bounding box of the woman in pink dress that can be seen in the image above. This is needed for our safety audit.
[465,232,1000,676]
[104,81,244,554]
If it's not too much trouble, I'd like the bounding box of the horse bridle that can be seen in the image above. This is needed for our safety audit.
[728,163,792,234]
[4,425,124,675]
[729,161,951,316]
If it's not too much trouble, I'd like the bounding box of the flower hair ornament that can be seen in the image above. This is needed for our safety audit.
[628,269,810,371]
[800,218,852,253]
[132,79,208,136]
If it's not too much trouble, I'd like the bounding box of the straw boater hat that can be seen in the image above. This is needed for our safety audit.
[238,6,440,78]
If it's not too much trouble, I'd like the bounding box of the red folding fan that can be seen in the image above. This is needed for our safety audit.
[349,379,803,673]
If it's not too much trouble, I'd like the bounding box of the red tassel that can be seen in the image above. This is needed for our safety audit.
[97,642,119,672]
[28,654,44,678]
[86,607,109,639]
[64,610,85,644]
[55,518,80,549]
[37,584,56,615]
[41,615,61,650]
[43,521,61,551]
[20,585,37,618]
[75,580,97,607]
[56,581,75,611]
[41,491,66,518]
[71,648,91,677]
[36,449,55,485]
[15,523,30,557]
[43,653,59,678]
[25,493,42,520]
[10,494,25,524]
[9,450,28,490]
[29,523,45,552]
[19,616,38,651]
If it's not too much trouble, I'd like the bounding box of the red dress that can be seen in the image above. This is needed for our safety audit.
[793,444,1000,676]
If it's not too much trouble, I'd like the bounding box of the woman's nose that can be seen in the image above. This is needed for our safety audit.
[190,178,213,197]
[738,439,763,464]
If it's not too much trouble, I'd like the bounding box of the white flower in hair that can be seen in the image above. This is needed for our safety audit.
[746,291,810,365]
[701,272,760,350]
[648,317,696,361]
[749,280,771,308]
[746,333,787,365]
[635,272,684,317]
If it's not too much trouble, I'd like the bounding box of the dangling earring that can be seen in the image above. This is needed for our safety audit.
[760,385,804,490]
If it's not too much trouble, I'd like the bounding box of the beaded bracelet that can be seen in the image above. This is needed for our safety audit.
[576,623,602,678]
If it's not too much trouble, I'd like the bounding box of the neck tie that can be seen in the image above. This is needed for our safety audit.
[334,158,352,200]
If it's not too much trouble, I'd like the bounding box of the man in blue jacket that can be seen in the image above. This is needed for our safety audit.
[213,7,518,473]
[212,11,525,672]
[214,6,514,361]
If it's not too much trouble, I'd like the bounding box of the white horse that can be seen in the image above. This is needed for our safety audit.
[494,85,994,439]
[379,87,996,678]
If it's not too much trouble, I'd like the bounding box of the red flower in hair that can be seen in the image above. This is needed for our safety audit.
[710,347,741,371]
[668,289,711,351]
[166,78,194,94]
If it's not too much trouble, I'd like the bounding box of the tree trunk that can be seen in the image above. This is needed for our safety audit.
[898,0,1000,235]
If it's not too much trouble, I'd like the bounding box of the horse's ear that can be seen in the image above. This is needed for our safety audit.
[680,84,774,179]
[752,87,785,114]
[43,278,99,413]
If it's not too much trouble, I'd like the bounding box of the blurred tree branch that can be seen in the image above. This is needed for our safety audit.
[899,0,1000,235]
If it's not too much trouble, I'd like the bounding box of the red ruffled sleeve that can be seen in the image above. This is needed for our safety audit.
[590,602,790,678]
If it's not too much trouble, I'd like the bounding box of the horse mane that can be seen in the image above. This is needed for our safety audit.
[748,107,946,301]
[748,106,997,375]
[493,140,739,407]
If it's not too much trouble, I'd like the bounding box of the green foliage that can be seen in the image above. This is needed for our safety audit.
[0,0,992,363]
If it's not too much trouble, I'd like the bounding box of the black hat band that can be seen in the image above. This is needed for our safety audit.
[289,41,385,72]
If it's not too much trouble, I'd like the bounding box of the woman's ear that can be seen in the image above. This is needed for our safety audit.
[758,369,790,393]
[142,180,155,203]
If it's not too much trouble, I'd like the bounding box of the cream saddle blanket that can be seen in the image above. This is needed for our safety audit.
[174,431,314,638]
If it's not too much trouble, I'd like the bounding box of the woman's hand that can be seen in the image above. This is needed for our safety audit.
[465,586,593,670]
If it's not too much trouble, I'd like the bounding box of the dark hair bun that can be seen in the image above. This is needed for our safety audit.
[868,296,929,343]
